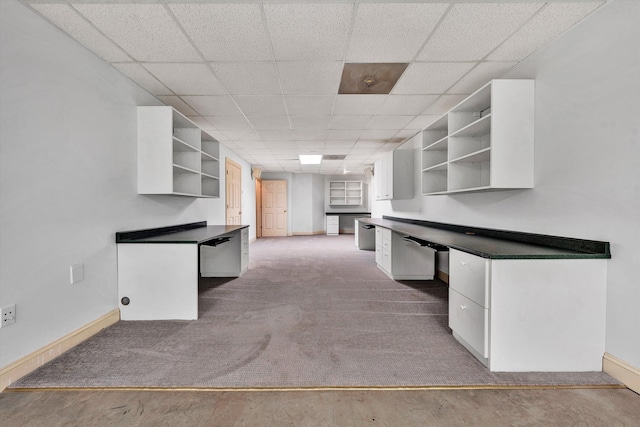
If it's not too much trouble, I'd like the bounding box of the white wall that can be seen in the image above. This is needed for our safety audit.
[373,1,640,368]
[0,0,255,368]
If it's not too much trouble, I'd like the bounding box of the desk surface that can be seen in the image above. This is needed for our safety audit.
[358,218,608,260]
[117,225,248,244]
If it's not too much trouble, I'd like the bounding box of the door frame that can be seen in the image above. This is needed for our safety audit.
[255,178,262,238]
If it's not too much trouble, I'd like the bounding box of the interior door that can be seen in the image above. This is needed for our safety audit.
[262,180,287,237]
[226,158,242,225]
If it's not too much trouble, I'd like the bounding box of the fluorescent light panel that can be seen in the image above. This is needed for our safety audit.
[299,154,322,164]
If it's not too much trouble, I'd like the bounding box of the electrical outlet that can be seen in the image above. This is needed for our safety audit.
[1,304,16,327]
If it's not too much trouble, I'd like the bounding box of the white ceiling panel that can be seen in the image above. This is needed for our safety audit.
[447,62,517,94]
[377,95,439,115]
[354,141,387,149]
[204,115,252,131]
[368,115,413,130]
[73,4,201,62]
[220,129,260,141]
[278,62,343,95]
[247,116,291,130]
[359,129,397,140]
[417,3,543,61]
[406,115,442,130]
[233,96,287,116]
[327,130,362,141]
[394,129,419,141]
[290,116,332,130]
[347,3,449,62]
[144,63,226,95]
[488,2,603,61]
[264,4,352,61]
[333,95,387,115]
[31,4,131,62]
[257,130,294,141]
[392,62,476,94]
[285,96,335,116]
[297,141,326,150]
[422,95,468,116]
[112,63,172,96]
[330,115,373,130]
[186,115,215,130]
[266,141,298,150]
[293,129,329,141]
[236,141,268,149]
[325,141,355,149]
[169,3,272,62]
[181,95,243,116]
[157,96,198,116]
[211,62,281,95]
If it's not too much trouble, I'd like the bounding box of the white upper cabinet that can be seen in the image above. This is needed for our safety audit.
[375,149,414,201]
[138,106,220,198]
[329,181,363,206]
[421,80,534,195]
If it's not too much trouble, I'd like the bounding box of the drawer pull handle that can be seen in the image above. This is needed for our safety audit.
[460,305,467,311]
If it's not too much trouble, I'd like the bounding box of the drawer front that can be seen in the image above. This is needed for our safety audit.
[375,245,383,265]
[382,248,392,272]
[449,289,488,357]
[382,228,391,242]
[375,227,383,246]
[326,216,339,225]
[450,249,489,307]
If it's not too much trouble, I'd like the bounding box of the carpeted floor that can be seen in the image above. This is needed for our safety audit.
[11,235,618,389]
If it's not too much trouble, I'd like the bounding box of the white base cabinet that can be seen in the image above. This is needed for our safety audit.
[326,216,339,235]
[375,227,435,280]
[449,249,607,371]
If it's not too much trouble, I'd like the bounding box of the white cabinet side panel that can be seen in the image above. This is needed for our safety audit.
[489,259,607,371]
[118,244,198,320]
[138,107,174,194]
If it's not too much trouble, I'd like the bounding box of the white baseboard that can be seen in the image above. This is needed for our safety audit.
[0,309,120,391]
[603,352,640,394]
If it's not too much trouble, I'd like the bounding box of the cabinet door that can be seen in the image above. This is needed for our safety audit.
[384,152,393,199]
[374,159,384,200]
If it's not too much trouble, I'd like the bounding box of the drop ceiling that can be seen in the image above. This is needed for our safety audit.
[23,1,604,175]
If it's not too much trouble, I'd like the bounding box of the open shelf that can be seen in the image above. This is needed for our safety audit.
[329,180,363,205]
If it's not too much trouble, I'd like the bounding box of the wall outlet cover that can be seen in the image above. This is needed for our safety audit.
[1,304,16,327]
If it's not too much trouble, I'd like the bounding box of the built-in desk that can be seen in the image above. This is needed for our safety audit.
[358,216,611,372]
[116,222,249,320]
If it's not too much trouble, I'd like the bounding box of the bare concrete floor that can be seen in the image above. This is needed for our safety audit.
[1,387,639,426]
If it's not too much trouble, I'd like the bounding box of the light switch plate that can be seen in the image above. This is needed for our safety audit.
[70,264,84,284]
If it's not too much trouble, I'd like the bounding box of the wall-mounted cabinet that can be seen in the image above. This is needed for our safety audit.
[421,80,534,195]
[329,181,363,205]
[374,149,414,201]
[138,106,220,198]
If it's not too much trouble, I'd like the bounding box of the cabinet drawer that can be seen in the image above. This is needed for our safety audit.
[326,216,339,225]
[375,245,383,265]
[382,228,391,242]
[375,227,383,245]
[449,289,488,358]
[450,249,490,308]
[382,249,391,272]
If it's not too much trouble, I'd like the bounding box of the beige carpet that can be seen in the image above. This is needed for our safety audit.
[11,235,618,389]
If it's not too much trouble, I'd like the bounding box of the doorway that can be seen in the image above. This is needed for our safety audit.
[261,180,287,237]
[225,158,242,225]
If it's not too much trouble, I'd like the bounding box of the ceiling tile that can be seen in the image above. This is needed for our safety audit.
[233,96,287,116]
[264,4,352,61]
[203,115,252,131]
[285,96,335,115]
[169,3,272,62]
[377,95,439,115]
[392,62,476,94]
[290,116,331,129]
[406,115,442,130]
[73,4,201,62]
[30,4,131,62]
[394,130,419,141]
[144,63,225,95]
[488,2,603,61]
[181,96,243,116]
[211,62,281,95]
[333,95,387,115]
[296,141,326,150]
[293,129,329,141]
[278,62,343,95]
[247,116,291,130]
[368,115,413,129]
[186,116,216,131]
[327,130,362,141]
[354,141,386,149]
[417,3,543,61]
[257,130,294,141]
[157,96,197,116]
[422,95,468,115]
[325,141,356,149]
[359,129,397,140]
[447,62,517,94]
[347,3,449,62]
[330,115,373,130]
[266,141,298,150]
[112,63,172,96]
[220,129,260,141]
[236,141,268,149]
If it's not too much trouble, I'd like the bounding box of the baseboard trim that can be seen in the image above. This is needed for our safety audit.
[0,309,120,391]
[292,231,326,236]
[603,353,640,394]
[437,270,449,283]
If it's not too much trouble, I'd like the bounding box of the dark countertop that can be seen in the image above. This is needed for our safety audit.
[116,223,248,244]
[358,218,610,260]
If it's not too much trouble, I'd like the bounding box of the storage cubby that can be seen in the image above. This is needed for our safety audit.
[329,181,363,205]
[138,106,220,198]
[421,80,534,195]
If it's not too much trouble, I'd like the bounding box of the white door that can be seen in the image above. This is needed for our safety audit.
[262,180,287,237]
[226,159,242,225]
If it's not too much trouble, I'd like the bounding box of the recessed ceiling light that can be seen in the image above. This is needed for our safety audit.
[299,154,322,165]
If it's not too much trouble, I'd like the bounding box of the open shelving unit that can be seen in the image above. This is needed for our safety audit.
[138,106,220,198]
[421,79,534,195]
[329,181,363,205]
